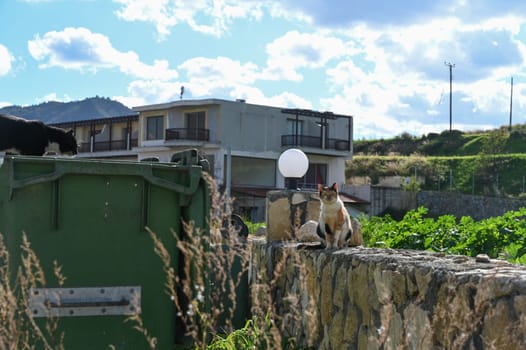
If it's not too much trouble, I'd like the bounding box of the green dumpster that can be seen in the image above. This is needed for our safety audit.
[0,155,210,349]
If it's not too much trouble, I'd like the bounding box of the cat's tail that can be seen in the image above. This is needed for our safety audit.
[348,218,364,247]
[343,228,353,243]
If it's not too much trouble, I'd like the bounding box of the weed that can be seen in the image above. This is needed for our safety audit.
[0,233,65,350]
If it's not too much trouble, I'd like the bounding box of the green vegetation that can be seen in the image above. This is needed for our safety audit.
[245,221,265,234]
[347,153,526,196]
[354,125,526,156]
[206,316,273,350]
[350,126,526,196]
[360,207,526,264]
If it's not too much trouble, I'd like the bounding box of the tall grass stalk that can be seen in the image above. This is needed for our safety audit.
[142,174,251,349]
[0,233,65,350]
[140,174,318,349]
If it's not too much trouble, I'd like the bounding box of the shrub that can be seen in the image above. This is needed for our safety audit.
[361,207,526,263]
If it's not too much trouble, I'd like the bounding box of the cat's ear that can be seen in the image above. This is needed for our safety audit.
[317,184,324,193]
[331,183,338,191]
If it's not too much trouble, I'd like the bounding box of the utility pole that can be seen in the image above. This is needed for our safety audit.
[509,76,514,131]
[444,62,455,132]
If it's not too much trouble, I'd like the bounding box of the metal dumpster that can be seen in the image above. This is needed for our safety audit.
[0,155,210,349]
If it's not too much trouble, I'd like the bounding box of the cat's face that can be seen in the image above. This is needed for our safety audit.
[318,183,338,204]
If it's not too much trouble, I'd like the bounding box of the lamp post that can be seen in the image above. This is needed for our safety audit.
[278,148,309,190]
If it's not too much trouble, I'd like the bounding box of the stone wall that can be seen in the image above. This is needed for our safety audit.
[418,190,526,220]
[250,241,526,349]
[370,186,417,217]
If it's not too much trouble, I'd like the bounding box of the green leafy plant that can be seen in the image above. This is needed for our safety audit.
[361,207,526,263]
[206,316,271,350]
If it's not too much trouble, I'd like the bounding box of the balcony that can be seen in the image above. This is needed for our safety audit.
[79,139,138,153]
[165,128,210,142]
[281,135,350,151]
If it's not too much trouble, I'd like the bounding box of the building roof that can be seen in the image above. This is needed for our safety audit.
[133,98,352,121]
[132,98,232,112]
[49,114,138,128]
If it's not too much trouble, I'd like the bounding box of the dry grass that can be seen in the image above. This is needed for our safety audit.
[250,206,319,349]
[134,173,252,349]
[0,233,65,350]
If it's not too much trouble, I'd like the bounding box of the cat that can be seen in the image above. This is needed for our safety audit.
[316,182,354,249]
[0,114,78,156]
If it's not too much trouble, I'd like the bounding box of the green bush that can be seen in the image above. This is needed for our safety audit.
[360,207,526,264]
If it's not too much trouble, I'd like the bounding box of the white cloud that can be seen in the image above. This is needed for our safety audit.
[178,56,260,96]
[123,76,312,110]
[27,27,178,80]
[35,93,72,104]
[14,0,526,139]
[180,56,259,83]
[112,95,145,109]
[263,30,348,81]
[226,85,313,109]
[310,12,526,138]
[0,44,13,76]
[125,80,184,104]
[113,0,265,39]
[278,0,526,28]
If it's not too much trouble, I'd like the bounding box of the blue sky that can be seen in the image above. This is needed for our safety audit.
[2,0,526,139]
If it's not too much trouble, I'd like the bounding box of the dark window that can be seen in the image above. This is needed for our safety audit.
[185,111,206,129]
[303,163,327,189]
[146,116,163,140]
[286,118,303,135]
[227,156,276,187]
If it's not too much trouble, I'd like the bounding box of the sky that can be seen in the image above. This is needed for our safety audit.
[2,1,526,139]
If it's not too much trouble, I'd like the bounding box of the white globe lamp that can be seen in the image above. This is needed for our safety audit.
[278,148,309,190]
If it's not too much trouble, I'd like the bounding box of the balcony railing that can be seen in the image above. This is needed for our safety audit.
[281,134,350,151]
[165,128,210,142]
[79,138,138,153]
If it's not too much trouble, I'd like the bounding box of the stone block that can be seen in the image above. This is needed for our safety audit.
[266,190,319,241]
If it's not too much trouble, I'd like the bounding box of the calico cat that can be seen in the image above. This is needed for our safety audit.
[0,114,77,156]
[316,182,353,249]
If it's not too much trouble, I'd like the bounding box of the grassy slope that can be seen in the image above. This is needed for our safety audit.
[349,126,526,196]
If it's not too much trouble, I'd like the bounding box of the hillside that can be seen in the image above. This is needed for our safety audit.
[349,126,526,197]
[0,97,136,124]
[354,126,526,156]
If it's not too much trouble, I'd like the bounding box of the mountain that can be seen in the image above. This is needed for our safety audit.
[0,97,137,124]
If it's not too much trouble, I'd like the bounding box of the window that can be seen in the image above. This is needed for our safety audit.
[303,163,327,189]
[228,156,276,187]
[287,119,303,135]
[146,116,163,140]
[185,111,206,129]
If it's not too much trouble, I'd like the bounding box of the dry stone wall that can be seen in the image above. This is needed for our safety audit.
[250,241,526,349]
[417,190,526,220]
